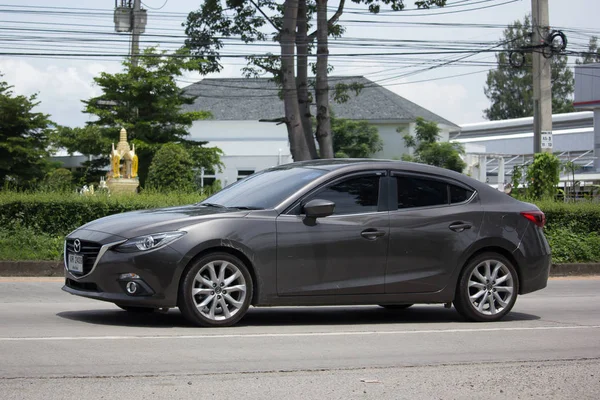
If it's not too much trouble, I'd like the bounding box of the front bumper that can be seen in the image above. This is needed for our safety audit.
[62,229,185,308]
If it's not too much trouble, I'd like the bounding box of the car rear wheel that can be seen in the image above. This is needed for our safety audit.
[179,253,253,327]
[379,304,413,310]
[454,253,519,322]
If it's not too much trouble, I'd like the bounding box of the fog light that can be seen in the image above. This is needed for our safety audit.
[120,273,140,280]
[126,281,138,294]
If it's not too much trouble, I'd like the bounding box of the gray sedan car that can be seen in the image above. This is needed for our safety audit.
[63,160,551,327]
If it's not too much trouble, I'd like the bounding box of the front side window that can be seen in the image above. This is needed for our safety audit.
[304,175,381,215]
[396,176,448,209]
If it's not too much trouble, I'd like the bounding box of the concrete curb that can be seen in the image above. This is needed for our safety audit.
[0,261,599,277]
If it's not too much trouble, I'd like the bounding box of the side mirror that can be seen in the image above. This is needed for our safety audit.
[303,199,335,219]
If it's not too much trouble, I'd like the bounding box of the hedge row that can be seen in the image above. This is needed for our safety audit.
[0,192,599,237]
[0,191,204,236]
[536,201,600,234]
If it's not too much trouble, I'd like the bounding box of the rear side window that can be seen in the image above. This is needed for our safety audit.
[305,175,381,215]
[450,184,474,204]
[396,176,447,209]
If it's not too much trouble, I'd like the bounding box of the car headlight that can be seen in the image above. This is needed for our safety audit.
[115,231,186,253]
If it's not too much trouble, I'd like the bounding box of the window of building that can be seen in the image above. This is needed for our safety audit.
[237,170,255,181]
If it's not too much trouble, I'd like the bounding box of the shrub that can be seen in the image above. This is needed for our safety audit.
[0,226,63,261]
[545,228,600,264]
[537,201,600,234]
[42,168,73,192]
[146,143,196,193]
[0,191,204,236]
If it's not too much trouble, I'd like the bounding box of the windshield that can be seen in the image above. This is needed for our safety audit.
[201,167,327,210]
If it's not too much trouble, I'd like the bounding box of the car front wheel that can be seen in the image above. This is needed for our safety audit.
[454,253,519,322]
[178,253,253,327]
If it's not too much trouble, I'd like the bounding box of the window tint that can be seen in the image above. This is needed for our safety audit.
[396,176,448,209]
[450,184,474,204]
[306,175,380,215]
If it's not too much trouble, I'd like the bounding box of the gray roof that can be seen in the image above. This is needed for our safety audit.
[182,76,458,128]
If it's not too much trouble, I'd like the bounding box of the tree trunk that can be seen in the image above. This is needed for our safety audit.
[281,0,310,161]
[296,0,318,159]
[315,0,333,159]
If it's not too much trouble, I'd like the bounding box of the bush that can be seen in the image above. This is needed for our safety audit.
[545,228,600,264]
[42,168,73,192]
[146,143,196,193]
[537,201,600,234]
[0,226,63,261]
[0,191,205,236]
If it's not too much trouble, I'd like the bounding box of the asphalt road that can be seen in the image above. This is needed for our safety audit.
[0,277,599,399]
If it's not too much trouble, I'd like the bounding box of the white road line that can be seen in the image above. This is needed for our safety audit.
[1,325,599,342]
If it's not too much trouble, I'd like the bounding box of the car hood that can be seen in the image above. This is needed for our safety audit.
[73,205,250,238]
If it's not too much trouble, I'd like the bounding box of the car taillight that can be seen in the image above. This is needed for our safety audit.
[521,211,546,228]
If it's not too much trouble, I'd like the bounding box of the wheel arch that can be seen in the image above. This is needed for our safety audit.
[176,245,260,306]
[457,244,522,294]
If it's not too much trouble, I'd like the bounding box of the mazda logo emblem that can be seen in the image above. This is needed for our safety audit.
[74,239,81,253]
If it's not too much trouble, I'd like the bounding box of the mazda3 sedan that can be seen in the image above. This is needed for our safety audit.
[63,160,551,327]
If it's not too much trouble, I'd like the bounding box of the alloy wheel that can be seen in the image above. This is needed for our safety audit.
[467,259,514,316]
[192,260,247,321]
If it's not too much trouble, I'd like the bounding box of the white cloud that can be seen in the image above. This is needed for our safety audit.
[390,80,488,126]
[0,59,120,127]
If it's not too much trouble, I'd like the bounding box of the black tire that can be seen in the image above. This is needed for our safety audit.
[178,252,253,327]
[116,305,156,313]
[453,252,519,322]
[379,304,413,310]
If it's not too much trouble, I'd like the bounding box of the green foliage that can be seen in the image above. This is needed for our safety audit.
[0,226,63,261]
[42,168,74,192]
[537,200,600,234]
[576,36,600,65]
[51,47,218,186]
[331,115,382,158]
[526,153,560,200]
[146,143,197,193]
[400,117,466,172]
[0,77,54,188]
[483,14,574,120]
[0,190,205,237]
[545,228,600,264]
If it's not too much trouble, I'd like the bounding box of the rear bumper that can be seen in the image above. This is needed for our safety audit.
[514,224,552,295]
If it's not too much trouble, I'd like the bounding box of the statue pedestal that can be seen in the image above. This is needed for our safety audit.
[106,178,139,194]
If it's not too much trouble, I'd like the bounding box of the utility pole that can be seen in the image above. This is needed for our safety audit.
[114,0,147,67]
[531,0,553,154]
[131,0,142,67]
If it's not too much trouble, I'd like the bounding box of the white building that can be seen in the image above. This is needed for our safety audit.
[183,76,458,186]
[451,111,597,191]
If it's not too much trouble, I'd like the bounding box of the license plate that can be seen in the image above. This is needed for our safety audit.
[68,253,84,273]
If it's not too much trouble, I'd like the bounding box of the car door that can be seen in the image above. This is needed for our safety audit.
[385,172,483,294]
[276,172,389,296]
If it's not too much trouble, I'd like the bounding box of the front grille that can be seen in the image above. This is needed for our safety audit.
[66,278,101,292]
[65,239,102,276]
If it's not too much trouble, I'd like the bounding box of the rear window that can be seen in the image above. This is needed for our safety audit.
[450,185,474,204]
[396,176,448,209]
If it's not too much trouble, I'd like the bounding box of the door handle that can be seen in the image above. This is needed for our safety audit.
[361,229,386,240]
[449,222,472,232]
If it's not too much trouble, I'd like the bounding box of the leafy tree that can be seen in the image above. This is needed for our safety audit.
[42,168,74,192]
[526,152,560,200]
[0,77,54,188]
[52,47,220,186]
[401,117,465,173]
[146,143,196,193]
[184,0,448,161]
[576,36,600,65]
[331,114,382,158]
[483,15,574,120]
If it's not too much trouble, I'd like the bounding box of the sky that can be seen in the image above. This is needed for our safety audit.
[0,0,598,128]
